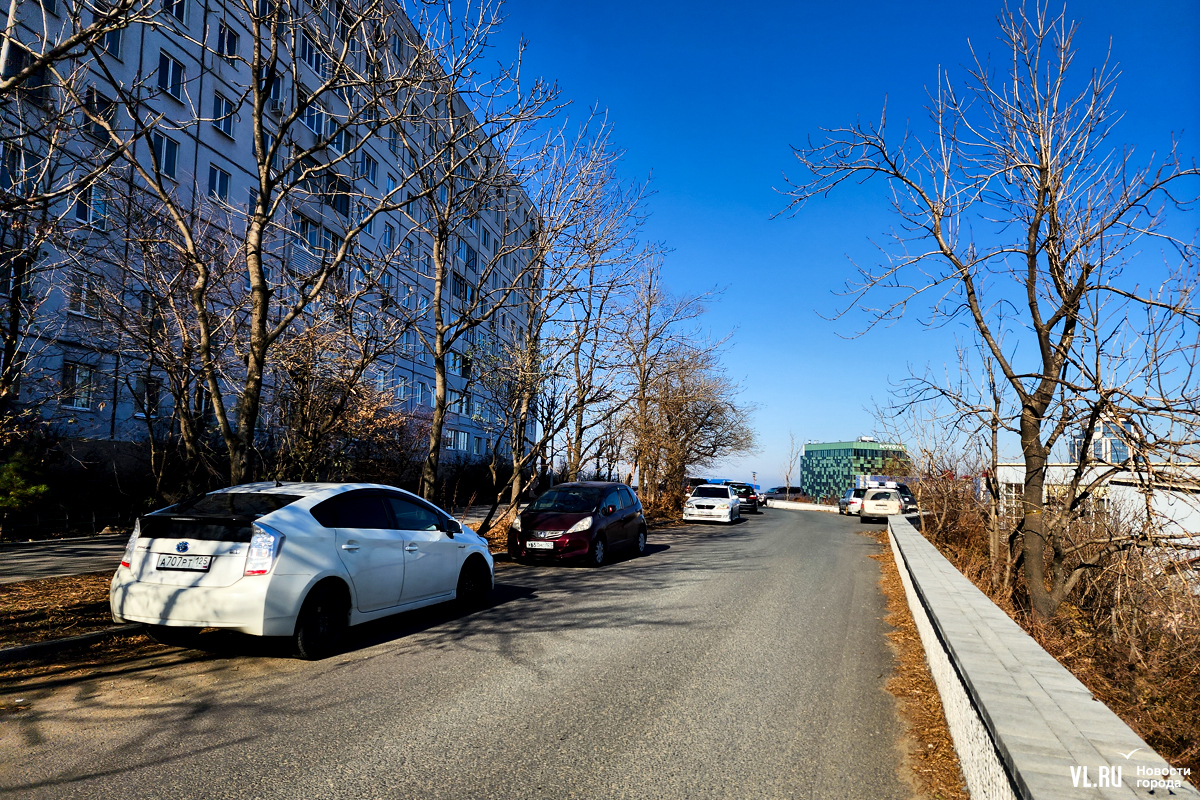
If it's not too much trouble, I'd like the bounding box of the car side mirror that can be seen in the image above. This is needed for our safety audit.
[603,504,616,516]
[444,518,462,537]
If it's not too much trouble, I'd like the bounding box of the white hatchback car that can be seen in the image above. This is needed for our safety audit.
[683,484,741,524]
[859,489,902,522]
[110,482,494,659]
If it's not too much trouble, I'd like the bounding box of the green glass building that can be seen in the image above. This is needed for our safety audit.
[799,440,911,501]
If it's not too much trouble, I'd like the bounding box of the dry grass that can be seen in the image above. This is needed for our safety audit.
[0,572,120,649]
[866,529,969,800]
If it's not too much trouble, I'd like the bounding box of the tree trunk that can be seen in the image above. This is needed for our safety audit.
[1020,415,1054,619]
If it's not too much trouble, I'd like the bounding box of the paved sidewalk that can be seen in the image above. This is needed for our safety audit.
[0,535,126,584]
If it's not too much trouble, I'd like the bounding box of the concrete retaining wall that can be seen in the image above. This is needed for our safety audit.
[887,515,1198,799]
[763,500,838,513]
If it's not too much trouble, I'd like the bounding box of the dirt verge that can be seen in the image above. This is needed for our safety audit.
[865,528,969,800]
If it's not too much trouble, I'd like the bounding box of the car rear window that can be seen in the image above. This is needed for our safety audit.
[693,487,729,498]
[868,491,896,501]
[165,492,301,518]
[852,489,866,498]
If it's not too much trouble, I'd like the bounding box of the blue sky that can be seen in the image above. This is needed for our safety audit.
[492,0,1200,487]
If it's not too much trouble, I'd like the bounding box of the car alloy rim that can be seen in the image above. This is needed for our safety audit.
[595,541,604,563]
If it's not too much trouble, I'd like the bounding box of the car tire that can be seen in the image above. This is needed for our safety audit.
[587,536,607,567]
[294,583,350,661]
[146,625,200,648]
[633,528,647,557]
[456,558,492,609]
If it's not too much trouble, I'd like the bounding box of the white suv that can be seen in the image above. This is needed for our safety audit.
[110,482,494,659]
[859,489,902,522]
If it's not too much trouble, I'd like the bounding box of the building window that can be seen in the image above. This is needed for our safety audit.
[301,101,324,135]
[73,185,106,229]
[360,153,377,184]
[394,375,409,400]
[151,131,179,178]
[387,126,399,154]
[62,362,94,409]
[325,176,350,217]
[208,164,230,201]
[481,228,491,251]
[157,52,185,99]
[454,430,469,451]
[299,32,327,77]
[133,376,161,418]
[382,223,394,249]
[84,88,116,141]
[296,215,320,250]
[416,381,428,404]
[326,118,348,153]
[217,21,239,60]
[93,0,122,55]
[163,0,185,21]
[68,272,101,316]
[212,92,235,137]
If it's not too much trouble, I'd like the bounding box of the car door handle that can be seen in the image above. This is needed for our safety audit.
[405,544,419,552]
[458,543,466,548]
[341,544,360,551]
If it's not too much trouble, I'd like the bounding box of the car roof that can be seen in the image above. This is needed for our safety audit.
[697,484,732,489]
[212,482,417,500]
[543,481,628,489]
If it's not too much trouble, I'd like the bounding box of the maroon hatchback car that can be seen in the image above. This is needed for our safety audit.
[510,482,647,567]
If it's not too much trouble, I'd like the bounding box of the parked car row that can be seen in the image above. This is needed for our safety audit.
[838,483,918,521]
[112,479,647,661]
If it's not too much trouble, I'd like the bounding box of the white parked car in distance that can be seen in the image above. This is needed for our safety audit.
[859,489,902,522]
[110,482,494,659]
[683,484,741,524]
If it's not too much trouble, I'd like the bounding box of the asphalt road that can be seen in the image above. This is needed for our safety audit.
[0,536,127,585]
[0,509,911,799]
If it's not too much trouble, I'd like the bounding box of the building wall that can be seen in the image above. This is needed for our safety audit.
[4,0,536,466]
[799,441,910,500]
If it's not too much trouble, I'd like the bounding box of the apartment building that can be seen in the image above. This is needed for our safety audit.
[2,0,539,465]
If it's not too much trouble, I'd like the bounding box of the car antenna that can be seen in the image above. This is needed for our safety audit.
[274,478,283,488]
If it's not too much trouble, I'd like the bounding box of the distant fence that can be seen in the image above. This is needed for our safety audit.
[887,515,1198,799]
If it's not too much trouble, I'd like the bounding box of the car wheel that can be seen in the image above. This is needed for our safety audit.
[146,625,200,648]
[633,528,647,557]
[294,583,350,660]
[588,536,607,567]
[456,558,492,608]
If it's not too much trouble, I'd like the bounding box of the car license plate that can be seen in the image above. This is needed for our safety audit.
[156,554,212,571]
[526,540,554,550]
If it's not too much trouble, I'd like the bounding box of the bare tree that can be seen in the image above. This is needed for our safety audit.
[781,431,800,501]
[785,4,1200,619]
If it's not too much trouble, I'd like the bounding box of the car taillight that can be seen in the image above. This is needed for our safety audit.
[120,520,141,569]
[244,523,285,576]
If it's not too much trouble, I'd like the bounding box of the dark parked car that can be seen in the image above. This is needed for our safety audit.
[897,484,918,513]
[510,482,646,567]
[762,487,803,503]
[727,482,760,514]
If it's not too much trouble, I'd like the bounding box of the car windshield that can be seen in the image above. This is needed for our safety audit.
[693,487,729,498]
[528,488,602,513]
[164,492,301,518]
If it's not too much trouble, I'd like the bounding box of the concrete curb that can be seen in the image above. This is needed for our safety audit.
[0,624,145,664]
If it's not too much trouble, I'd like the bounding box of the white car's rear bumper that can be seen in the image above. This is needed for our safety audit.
[110,570,308,636]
